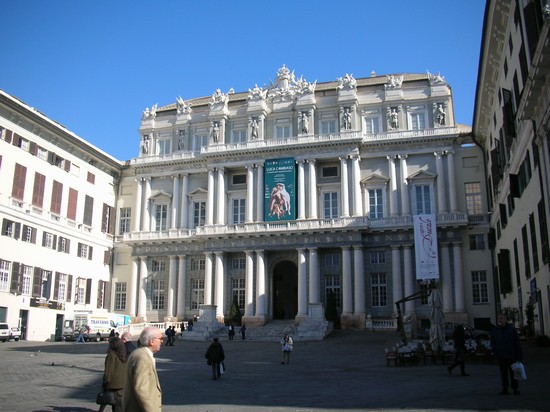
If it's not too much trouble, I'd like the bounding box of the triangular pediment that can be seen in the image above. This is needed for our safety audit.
[149,190,172,200]
[407,170,436,182]
[361,173,389,187]
[188,188,208,196]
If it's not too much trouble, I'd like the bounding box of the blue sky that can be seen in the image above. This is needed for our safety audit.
[1,1,486,161]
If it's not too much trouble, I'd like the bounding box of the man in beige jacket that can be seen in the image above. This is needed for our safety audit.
[122,327,163,411]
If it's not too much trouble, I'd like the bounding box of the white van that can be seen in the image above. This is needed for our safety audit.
[63,312,118,342]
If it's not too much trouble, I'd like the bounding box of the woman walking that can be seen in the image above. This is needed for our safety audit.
[99,337,127,412]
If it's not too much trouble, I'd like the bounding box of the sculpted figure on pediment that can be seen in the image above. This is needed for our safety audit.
[248,84,267,100]
[385,75,403,89]
[337,73,357,90]
[427,70,445,84]
[211,88,228,105]
[176,96,192,114]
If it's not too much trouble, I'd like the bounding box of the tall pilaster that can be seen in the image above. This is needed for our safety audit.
[435,152,447,213]
[399,155,410,215]
[340,157,350,217]
[180,174,189,229]
[353,246,365,314]
[453,242,465,312]
[138,256,148,319]
[388,156,398,216]
[171,175,180,230]
[244,251,255,317]
[129,257,139,316]
[447,151,458,212]
[351,155,362,217]
[341,246,353,315]
[176,255,187,318]
[256,163,264,222]
[133,179,142,232]
[403,245,414,313]
[206,169,215,226]
[308,248,320,304]
[204,252,214,305]
[246,165,254,223]
[308,160,318,219]
[297,160,306,220]
[392,246,402,309]
[167,255,177,318]
[440,243,453,312]
[255,250,266,319]
[216,168,225,225]
[214,252,225,319]
[142,178,152,231]
[297,248,308,317]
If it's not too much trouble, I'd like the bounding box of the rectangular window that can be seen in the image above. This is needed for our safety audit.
[32,172,46,208]
[231,257,246,270]
[472,271,489,304]
[410,112,426,130]
[231,278,246,310]
[370,251,386,264]
[191,258,205,271]
[102,203,115,234]
[2,219,20,239]
[191,279,204,309]
[539,200,549,264]
[415,185,432,214]
[465,182,482,215]
[529,214,539,273]
[469,234,486,250]
[232,174,246,185]
[325,275,341,308]
[193,201,206,228]
[0,260,10,292]
[77,243,93,260]
[322,166,338,178]
[232,199,246,225]
[37,146,48,161]
[67,188,78,221]
[368,189,384,219]
[57,273,67,302]
[87,172,95,184]
[522,225,531,278]
[364,117,380,133]
[320,120,337,134]
[371,273,387,307]
[76,278,86,304]
[12,163,27,201]
[58,237,70,254]
[22,265,32,295]
[151,260,166,272]
[323,192,338,219]
[114,282,127,311]
[193,135,208,152]
[158,139,171,155]
[155,204,168,231]
[50,181,63,215]
[43,232,56,249]
[83,195,94,226]
[275,125,291,139]
[22,225,36,243]
[119,208,131,235]
[232,130,246,143]
[325,254,340,267]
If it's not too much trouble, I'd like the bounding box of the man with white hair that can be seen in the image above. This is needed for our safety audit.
[122,327,163,411]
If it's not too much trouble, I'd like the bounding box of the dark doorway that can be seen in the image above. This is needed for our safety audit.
[19,309,28,340]
[273,261,298,320]
[55,314,64,341]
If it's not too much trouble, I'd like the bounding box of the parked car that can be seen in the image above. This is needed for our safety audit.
[444,322,490,341]
[0,323,10,342]
[9,327,21,341]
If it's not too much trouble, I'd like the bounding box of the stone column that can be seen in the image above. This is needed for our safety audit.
[214,252,225,319]
[255,250,266,320]
[133,179,142,232]
[142,178,152,231]
[244,251,255,317]
[216,168,226,225]
[388,156,398,216]
[204,252,214,305]
[353,246,365,328]
[340,157,350,217]
[399,155,410,215]
[129,257,139,316]
[447,151,458,212]
[392,246,402,310]
[440,243,453,312]
[435,152,446,213]
[180,174,189,229]
[297,248,308,318]
[137,256,148,320]
[341,246,353,321]
[206,169,215,226]
[453,242,465,312]
[308,160,318,219]
[256,163,264,222]
[246,165,254,223]
[403,245,414,313]
[351,155,362,217]
[297,160,306,220]
[308,248,320,304]
[176,255,187,319]
[166,255,177,319]
[171,175,180,230]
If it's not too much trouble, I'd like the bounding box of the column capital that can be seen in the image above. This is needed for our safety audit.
[433,151,446,158]
[398,154,408,160]
[387,155,397,161]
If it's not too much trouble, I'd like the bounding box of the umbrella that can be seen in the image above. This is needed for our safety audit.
[428,288,445,352]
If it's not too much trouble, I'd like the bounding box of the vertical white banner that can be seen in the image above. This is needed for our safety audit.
[413,214,439,280]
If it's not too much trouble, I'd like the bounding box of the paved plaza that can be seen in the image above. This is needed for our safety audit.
[0,330,548,412]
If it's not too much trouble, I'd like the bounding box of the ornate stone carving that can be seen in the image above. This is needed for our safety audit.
[427,70,446,84]
[385,75,403,89]
[176,96,192,114]
[337,73,357,90]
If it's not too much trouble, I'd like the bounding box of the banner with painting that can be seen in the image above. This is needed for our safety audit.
[264,158,296,221]
[413,214,439,280]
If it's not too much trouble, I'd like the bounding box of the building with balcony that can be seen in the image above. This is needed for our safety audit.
[473,0,550,336]
[112,66,495,337]
[0,90,122,341]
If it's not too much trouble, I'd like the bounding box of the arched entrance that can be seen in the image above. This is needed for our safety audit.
[272,261,298,320]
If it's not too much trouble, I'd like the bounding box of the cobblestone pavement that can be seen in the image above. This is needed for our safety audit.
[0,330,548,412]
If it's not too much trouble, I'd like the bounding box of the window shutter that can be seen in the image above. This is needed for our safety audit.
[104,249,112,265]
[5,129,13,143]
[14,222,21,240]
[31,227,37,244]
[43,271,52,299]
[510,174,520,198]
[32,267,42,297]
[497,249,512,294]
[104,282,112,310]
[53,272,60,301]
[12,133,21,147]
[88,246,93,260]
[77,243,82,257]
[10,262,21,294]
[85,278,92,305]
[66,275,73,303]
[29,141,37,155]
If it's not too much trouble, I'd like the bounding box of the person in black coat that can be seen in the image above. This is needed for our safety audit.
[448,324,468,376]
[205,337,225,380]
[491,313,523,395]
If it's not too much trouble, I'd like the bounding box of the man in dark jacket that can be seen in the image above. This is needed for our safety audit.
[205,337,225,380]
[491,313,523,395]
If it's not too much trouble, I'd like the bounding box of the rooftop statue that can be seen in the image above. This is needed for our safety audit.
[176,96,192,114]
[337,73,357,90]
[211,88,228,105]
[385,75,403,89]
[248,84,267,100]
[427,70,446,84]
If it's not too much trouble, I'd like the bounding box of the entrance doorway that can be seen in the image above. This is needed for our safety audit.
[272,261,297,320]
[19,309,28,340]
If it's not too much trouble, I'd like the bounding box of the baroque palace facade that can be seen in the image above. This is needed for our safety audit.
[112,66,494,335]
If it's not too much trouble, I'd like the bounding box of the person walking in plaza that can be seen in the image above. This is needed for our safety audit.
[280,334,293,365]
[121,332,136,356]
[447,324,469,376]
[98,337,127,412]
[228,324,235,340]
[240,324,246,340]
[122,327,163,411]
[76,327,86,343]
[205,337,225,380]
[491,313,523,395]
